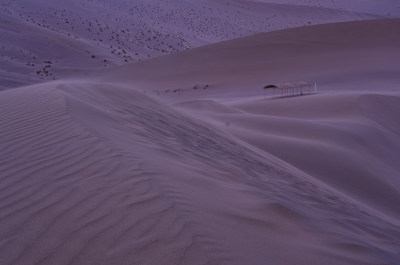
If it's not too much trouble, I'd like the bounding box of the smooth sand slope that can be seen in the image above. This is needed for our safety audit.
[103,18,400,97]
[262,0,400,17]
[1,19,400,265]
[179,92,400,220]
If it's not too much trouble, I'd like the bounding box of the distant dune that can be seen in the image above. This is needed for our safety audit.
[103,18,400,96]
[259,0,400,17]
[1,7,400,265]
[1,0,392,89]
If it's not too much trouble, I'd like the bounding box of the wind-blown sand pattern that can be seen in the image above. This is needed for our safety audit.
[1,81,400,265]
[0,84,218,265]
[1,3,400,265]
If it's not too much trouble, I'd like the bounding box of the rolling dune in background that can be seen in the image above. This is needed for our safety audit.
[0,0,387,89]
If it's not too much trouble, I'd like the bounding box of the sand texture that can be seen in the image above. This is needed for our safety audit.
[1,6,400,265]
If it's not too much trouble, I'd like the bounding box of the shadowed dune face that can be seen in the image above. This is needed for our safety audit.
[1,83,400,265]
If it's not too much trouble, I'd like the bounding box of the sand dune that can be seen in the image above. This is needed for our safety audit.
[0,83,215,265]
[0,0,386,89]
[261,0,400,17]
[1,16,400,265]
[102,18,400,100]
[1,82,399,265]
[179,92,400,220]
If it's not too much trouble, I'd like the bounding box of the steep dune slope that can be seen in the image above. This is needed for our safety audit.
[179,92,400,220]
[1,82,399,265]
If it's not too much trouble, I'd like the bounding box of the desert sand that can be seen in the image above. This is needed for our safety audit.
[0,0,390,89]
[1,2,400,265]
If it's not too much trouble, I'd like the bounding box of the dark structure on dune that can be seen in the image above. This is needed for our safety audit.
[264,81,315,98]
